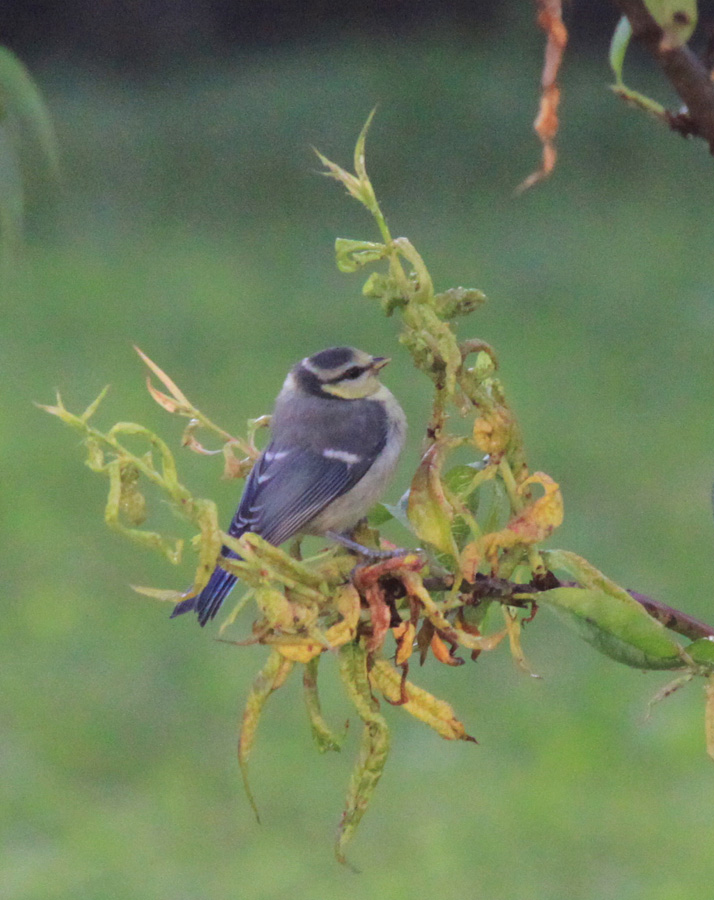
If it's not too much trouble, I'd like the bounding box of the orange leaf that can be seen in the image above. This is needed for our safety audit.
[460,472,563,580]
[393,621,416,666]
[517,0,568,193]
[134,345,192,412]
[430,632,464,667]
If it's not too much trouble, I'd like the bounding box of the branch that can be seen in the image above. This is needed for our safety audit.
[613,0,714,150]
[423,572,714,643]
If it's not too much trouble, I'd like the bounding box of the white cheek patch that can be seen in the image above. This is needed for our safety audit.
[323,448,362,465]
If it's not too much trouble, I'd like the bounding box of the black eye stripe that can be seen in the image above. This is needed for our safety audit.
[322,365,366,384]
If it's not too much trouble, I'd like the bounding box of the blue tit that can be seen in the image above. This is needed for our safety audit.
[171,346,407,626]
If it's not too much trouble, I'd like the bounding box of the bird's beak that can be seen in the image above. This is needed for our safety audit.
[371,356,390,372]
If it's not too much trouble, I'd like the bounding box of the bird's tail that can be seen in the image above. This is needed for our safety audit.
[170,548,240,626]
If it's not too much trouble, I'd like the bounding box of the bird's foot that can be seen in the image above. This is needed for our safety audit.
[326,530,413,560]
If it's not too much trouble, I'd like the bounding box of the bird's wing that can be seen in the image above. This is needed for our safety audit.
[227,440,382,546]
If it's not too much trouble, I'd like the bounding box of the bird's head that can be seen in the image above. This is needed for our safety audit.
[293,346,391,400]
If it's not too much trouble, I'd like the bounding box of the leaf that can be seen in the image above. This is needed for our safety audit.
[0,47,60,181]
[502,607,540,678]
[104,458,183,563]
[687,637,714,669]
[608,16,668,119]
[80,385,111,423]
[334,238,387,273]
[369,659,476,742]
[407,442,458,558]
[130,585,188,603]
[461,472,563,580]
[180,497,223,597]
[324,584,361,649]
[378,490,413,531]
[134,345,193,414]
[472,407,515,459]
[643,0,697,49]
[0,122,23,257]
[402,570,507,654]
[238,651,294,823]
[706,676,714,762]
[544,549,644,603]
[336,641,390,867]
[433,287,487,318]
[429,631,464,666]
[609,15,632,87]
[393,621,416,666]
[517,0,568,192]
[367,503,393,527]
[303,657,347,753]
[538,587,684,670]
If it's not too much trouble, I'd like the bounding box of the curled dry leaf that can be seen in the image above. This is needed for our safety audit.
[369,659,475,742]
[461,472,563,580]
[472,407,515,460]
[517,0,568,193]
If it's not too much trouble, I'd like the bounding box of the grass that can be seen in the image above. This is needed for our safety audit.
[4,30,714,899]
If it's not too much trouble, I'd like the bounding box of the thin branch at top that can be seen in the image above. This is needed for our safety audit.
[613,0,714,150]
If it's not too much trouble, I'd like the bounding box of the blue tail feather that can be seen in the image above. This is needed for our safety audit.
[170,548,240,626]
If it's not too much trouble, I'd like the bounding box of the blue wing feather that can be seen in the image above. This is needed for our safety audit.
[171,438,382,625]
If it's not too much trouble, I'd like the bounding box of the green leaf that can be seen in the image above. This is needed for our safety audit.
[334,237,387,273]
[377,489,412,531]
[643,0,697,48]
[0,47,60,181]
[433,287,487,318]
[687,637,714,669]
[608,15,667,119]
[538,587,684,670]
[407,443,458,559]
[367,502,393,527]
[609,16,632,87]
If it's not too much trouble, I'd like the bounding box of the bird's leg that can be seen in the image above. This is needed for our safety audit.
[325,529,410,560]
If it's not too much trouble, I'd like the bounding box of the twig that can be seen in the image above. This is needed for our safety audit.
[422,572,714,643]
[613,0,714,151]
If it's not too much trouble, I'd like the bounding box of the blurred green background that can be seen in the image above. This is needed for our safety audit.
[4,19,714,900]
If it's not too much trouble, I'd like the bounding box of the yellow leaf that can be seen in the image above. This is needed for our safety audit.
[325,584,361,649]
[512,471,564,537]
[706,675,714,762]
[274,640,324,663]
[460,472,563,580]
[503,607,540,677]
[131,585,188,603]
[370,659,475,742]
[238,651,294,822]
[472,407,514,459]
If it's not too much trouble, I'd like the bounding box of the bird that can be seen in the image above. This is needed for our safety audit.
[170,346,407,626]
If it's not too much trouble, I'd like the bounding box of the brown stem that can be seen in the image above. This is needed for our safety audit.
[613,0,714,150]
[422,572,714,643]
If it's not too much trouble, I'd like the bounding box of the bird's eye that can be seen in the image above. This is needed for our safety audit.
[343,366,364,380]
